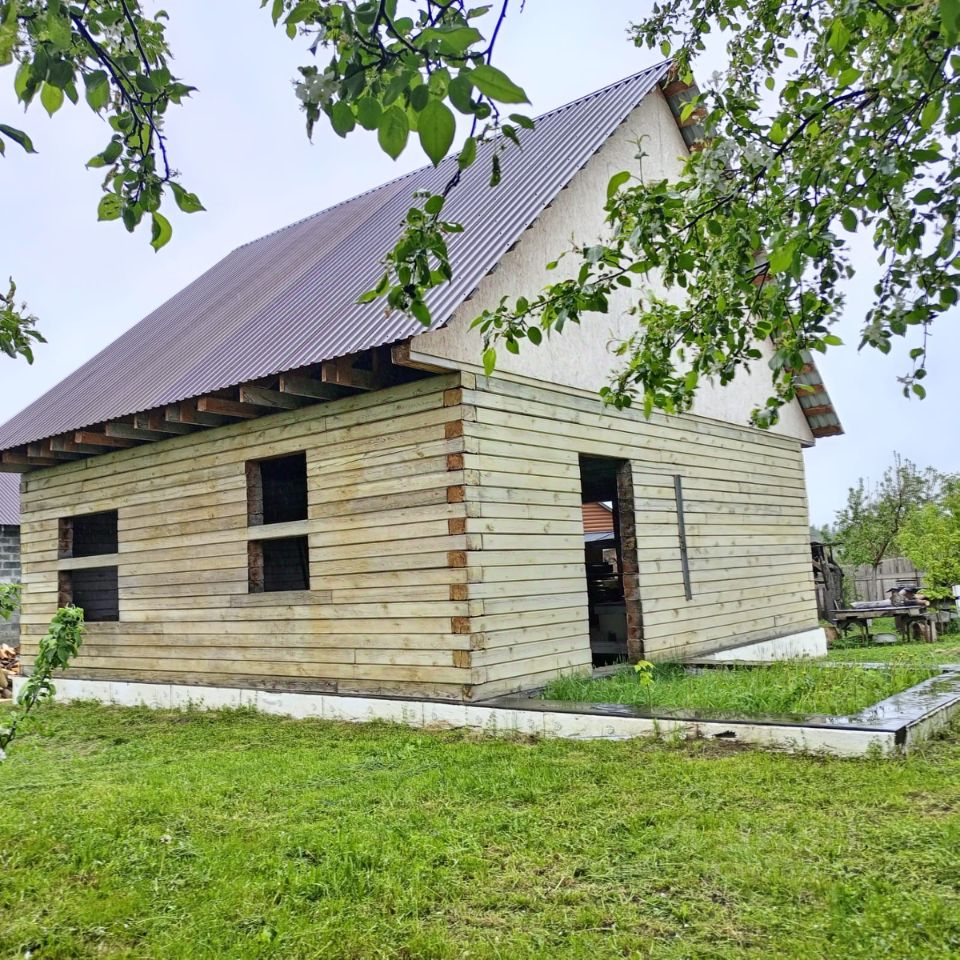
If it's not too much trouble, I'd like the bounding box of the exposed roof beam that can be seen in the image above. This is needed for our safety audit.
[391,341,449,373]
[1,450,59,470]
[167,400,227,428]
[321,354,393,391]
[134,412,194,435]
[239,384,308,410]
[75,430,138,449]
[106,421,170,442]
[196,397,263,419]
[28,441,84,462]
[50,436,105,456]
[278,373,343,400]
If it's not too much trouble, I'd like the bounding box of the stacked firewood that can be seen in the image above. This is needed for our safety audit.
[0,644,19,698]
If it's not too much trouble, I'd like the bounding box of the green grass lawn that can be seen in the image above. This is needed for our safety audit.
[541,661,933,716]
[2,704,960,959]
[828,636,960,665]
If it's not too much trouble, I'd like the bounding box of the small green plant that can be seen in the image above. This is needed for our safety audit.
[0,582,21,622]
[0,605,84,760]
[633,660,655,685]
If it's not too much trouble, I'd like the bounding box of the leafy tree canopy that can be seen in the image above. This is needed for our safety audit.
[2,1,959,427]
[833,452,943,568]
[897,477,960,599]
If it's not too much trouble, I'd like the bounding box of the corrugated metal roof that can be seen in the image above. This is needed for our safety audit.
[0,475,20,525]
[0,63,671,451]
[585,531,615,544]
[796,352,844,438]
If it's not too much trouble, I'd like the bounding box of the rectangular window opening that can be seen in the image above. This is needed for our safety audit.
[59,567,119,622]
[59,509,118,558]
[247,452,308,526]
[248,536,310,593]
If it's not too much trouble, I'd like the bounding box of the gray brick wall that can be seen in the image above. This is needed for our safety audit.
[0,524,20,646]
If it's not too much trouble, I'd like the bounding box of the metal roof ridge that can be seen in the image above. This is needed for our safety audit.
[235,62,673,253]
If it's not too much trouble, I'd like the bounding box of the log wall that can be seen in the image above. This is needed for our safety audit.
[460,376,819,698]
[19,374,477,699]
[18,371,819,701]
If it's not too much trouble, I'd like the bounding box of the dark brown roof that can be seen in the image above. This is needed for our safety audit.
[0,64,671,451]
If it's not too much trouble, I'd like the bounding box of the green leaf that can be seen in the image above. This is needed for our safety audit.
[0,123,36,154]
[509,113,535,130]
[377,105,409,160]
[424,194,445,216]
[607,171,630,200]
[458,136,477,170]
[482,347,497,376]
[768,240,797,275]
[828,18,852,54]
[102,139,122,164]
[448,74,474,114]
[150,211,173,251]
[97,194,122,221]
[470,64,529,104]
[170,182,205,214]
[418,98,456,166]
[330,100,356,138]
[526,325,542,346]
[920,98,942,131]
[941,0,960,39]
[410,299,431,326]
[840,208,857,232]
[83,70,110,112]
[355,96,382,131]
[40,82,64,117]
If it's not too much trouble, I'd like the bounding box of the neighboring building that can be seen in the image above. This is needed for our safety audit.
[582,502,614,534]
[0,474,20,646]
[0,64,841,702]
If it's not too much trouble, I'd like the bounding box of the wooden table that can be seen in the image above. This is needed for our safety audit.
[834,605,933,643]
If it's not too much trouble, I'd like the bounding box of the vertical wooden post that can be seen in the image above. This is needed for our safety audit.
[674,474,693,601]
[616,460,645,662]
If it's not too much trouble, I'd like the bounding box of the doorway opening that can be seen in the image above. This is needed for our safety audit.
[579,455,643,666]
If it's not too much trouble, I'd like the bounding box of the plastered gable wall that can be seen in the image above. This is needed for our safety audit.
[413,89,815,446]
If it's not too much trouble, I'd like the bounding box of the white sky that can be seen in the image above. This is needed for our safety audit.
[0,0,957,525]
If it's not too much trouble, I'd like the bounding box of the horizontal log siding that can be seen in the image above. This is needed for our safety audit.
[463,377,819,696]
[19,374,475,699]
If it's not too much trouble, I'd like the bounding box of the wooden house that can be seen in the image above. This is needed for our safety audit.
[0,65,841,703]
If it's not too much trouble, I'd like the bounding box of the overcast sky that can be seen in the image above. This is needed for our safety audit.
[0,1,957,524]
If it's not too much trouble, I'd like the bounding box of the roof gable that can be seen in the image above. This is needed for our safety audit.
[0,64,670,452]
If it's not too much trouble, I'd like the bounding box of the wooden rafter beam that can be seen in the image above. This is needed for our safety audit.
[106,421,169,442]
[321,354,391,391]
[278,373,343,400]
[75,430,138,449]
[134,411,194,435]
[28,441,84,462]
[391,341,449,374]
[166,400,226,428]
[196,396,263,420]
[239,384,308,410]
[50,436,105,456]
[1,449,59,470]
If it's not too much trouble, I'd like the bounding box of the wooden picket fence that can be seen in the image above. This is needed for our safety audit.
[844,557,922,603]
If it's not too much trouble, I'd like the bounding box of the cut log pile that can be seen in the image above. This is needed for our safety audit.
[0,644,19,698]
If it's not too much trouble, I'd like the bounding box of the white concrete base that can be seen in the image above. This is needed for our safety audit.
[698,627,828,663]
[15,674,896,757]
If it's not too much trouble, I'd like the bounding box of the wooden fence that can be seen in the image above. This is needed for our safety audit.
[844,557,922,603]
